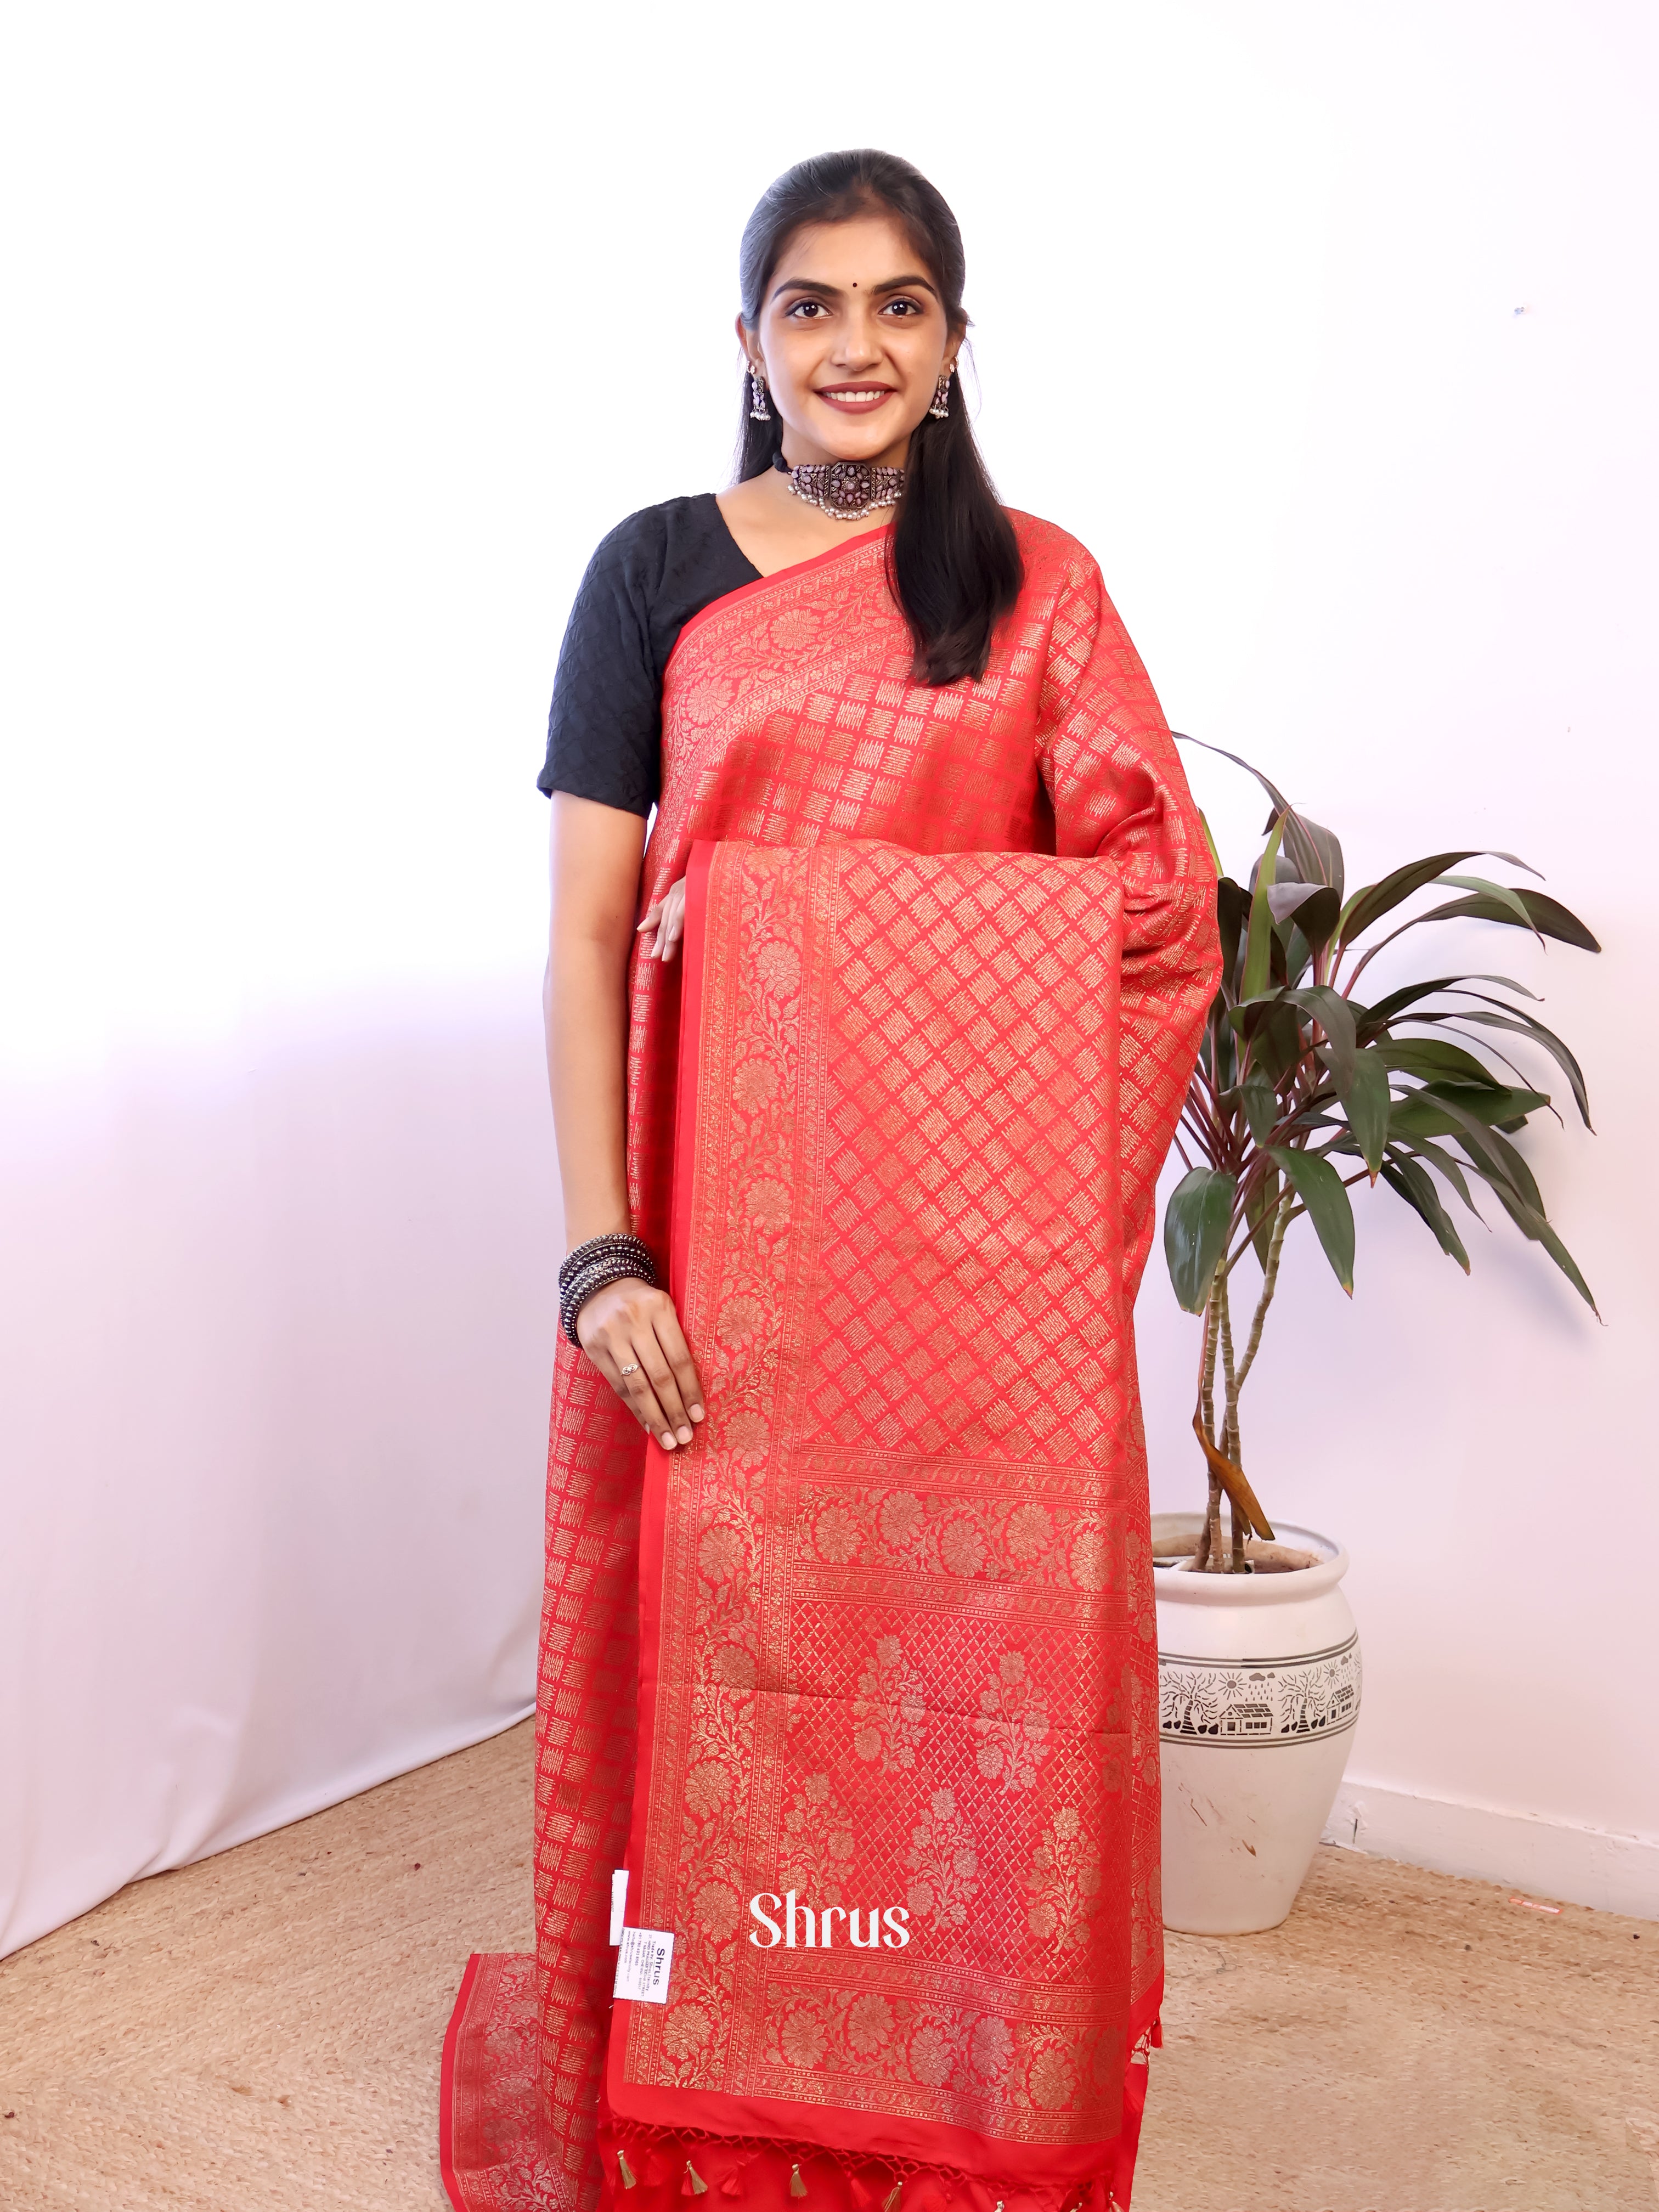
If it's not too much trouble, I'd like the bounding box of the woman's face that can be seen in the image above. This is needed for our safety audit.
[741,210,958,470]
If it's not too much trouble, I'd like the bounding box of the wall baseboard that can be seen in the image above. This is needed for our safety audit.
[1321,1777,1658,1921]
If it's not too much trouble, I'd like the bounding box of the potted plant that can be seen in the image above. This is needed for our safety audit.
[1154,741,1598,1934]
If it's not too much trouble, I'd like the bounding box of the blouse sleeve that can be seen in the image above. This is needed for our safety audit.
[1035,552,1221,1304]
[537,516,665,816]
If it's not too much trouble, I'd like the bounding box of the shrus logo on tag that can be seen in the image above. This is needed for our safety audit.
[613,1926,675,2004]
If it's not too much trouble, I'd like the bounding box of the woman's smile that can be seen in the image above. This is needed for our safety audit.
[814,382,895,412]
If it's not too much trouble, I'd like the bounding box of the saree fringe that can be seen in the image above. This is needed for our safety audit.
[442,1957,1161,2211]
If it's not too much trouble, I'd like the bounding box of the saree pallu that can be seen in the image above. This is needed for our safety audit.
[442,518,1218,2212]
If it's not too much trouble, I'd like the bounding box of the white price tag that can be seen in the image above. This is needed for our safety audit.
[613,1926,675,2005]
[610,1870,628,1946]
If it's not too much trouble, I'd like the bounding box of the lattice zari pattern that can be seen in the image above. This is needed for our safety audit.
[441,516,1218,2212]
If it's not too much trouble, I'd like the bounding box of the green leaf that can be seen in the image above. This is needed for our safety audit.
[1268,924,1290,990]
[1423,1080,1550,1126]
[1285,985,1357,1089]
[1389,1085,1550,1140]
[1527,1215,1598,1313]
[1283,815,1345,903]
[1336,1047,1392,1178]
[1389,1133,1483,1216]
[1266,879,1324,921]
[1252,1001,1305,1087]
[1485,1188,1599,1313]
[1172,737,1345,896]
[1207,997,1235,1092]
[1379,1037,1506,1088]
[1240,1068,1278,1146]
[1418,1094,1547,1214]
[1280,1103,1345,1141]
[1451,1009,1592,1127]
[1436,875,1542,936]
[1336,850,1535,947]
[1281,919,1314,988]
[1364,973,1539,1026]
[1380,1153,1471,1270]
[1272,883,1342,954]
[1409,1020,1537,1099]
[1477,1125,1546,1215]
[1196,808,1224,877]
[1267,1145,1355,1294]
[1164,1167,1238,1313]
[1392,1130,1594,1312]
[1216,878,1249,1000]
[1336,853,1482,945]
[1413,889,1600,952]
[1172,735,1296,817]
[1242,816,1286,1001]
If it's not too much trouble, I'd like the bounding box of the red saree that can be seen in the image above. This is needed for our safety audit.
[442,517,1218,2212]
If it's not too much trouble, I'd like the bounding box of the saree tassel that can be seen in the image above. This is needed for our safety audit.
[883,2190,901,2212]
[616,2154,637,2191]
[789,2166,808,2199]
[683,2163,709,2197]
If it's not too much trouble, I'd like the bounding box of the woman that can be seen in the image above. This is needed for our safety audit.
[442,150,1217,2212]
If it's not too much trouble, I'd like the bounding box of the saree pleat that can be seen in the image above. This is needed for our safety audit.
[442,517,1218,2212]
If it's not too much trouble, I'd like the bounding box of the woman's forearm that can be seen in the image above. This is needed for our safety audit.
[546,794,648,1251]
[547,934,633,1245]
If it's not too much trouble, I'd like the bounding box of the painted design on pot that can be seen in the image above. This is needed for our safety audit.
[1157,1635,1361,1747]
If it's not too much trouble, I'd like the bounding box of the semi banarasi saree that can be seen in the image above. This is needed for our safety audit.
[442,516,1218,2212]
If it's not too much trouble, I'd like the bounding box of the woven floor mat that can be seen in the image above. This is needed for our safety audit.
[2,1720,1653,2210]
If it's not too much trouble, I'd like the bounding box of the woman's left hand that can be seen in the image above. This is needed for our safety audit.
[636,876,687,962]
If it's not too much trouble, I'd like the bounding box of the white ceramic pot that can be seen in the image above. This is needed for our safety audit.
[1153,1512,1360,1936]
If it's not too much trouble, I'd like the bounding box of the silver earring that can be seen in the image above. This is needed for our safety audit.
[749,368,771,422]
[929,366,952,420]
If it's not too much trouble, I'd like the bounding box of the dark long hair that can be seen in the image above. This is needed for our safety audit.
[736,150,1023,687]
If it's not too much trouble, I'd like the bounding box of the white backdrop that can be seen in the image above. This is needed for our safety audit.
[4,0,1655,1954]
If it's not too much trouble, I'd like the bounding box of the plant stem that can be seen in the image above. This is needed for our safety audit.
[1215,1194,1293,1570]
[1197,1471,1221,1573]
[1206,1272,1237,1574]
[1193,1291,1221,1572]
[1234,1194,1292,1399]
[1218,1271,1239,1467]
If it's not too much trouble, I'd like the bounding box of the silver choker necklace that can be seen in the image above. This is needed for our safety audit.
[773,451,904,522]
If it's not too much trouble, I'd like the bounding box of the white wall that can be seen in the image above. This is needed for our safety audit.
[3,1,1654,1951]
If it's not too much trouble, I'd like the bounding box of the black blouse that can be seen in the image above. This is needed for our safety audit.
[538,495,760,816]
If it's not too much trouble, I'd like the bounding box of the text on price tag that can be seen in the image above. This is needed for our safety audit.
[613,1926,675,2004]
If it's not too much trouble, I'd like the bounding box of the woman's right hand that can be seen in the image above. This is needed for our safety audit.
[636,876,687,962]
[576,1276,706,1449]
